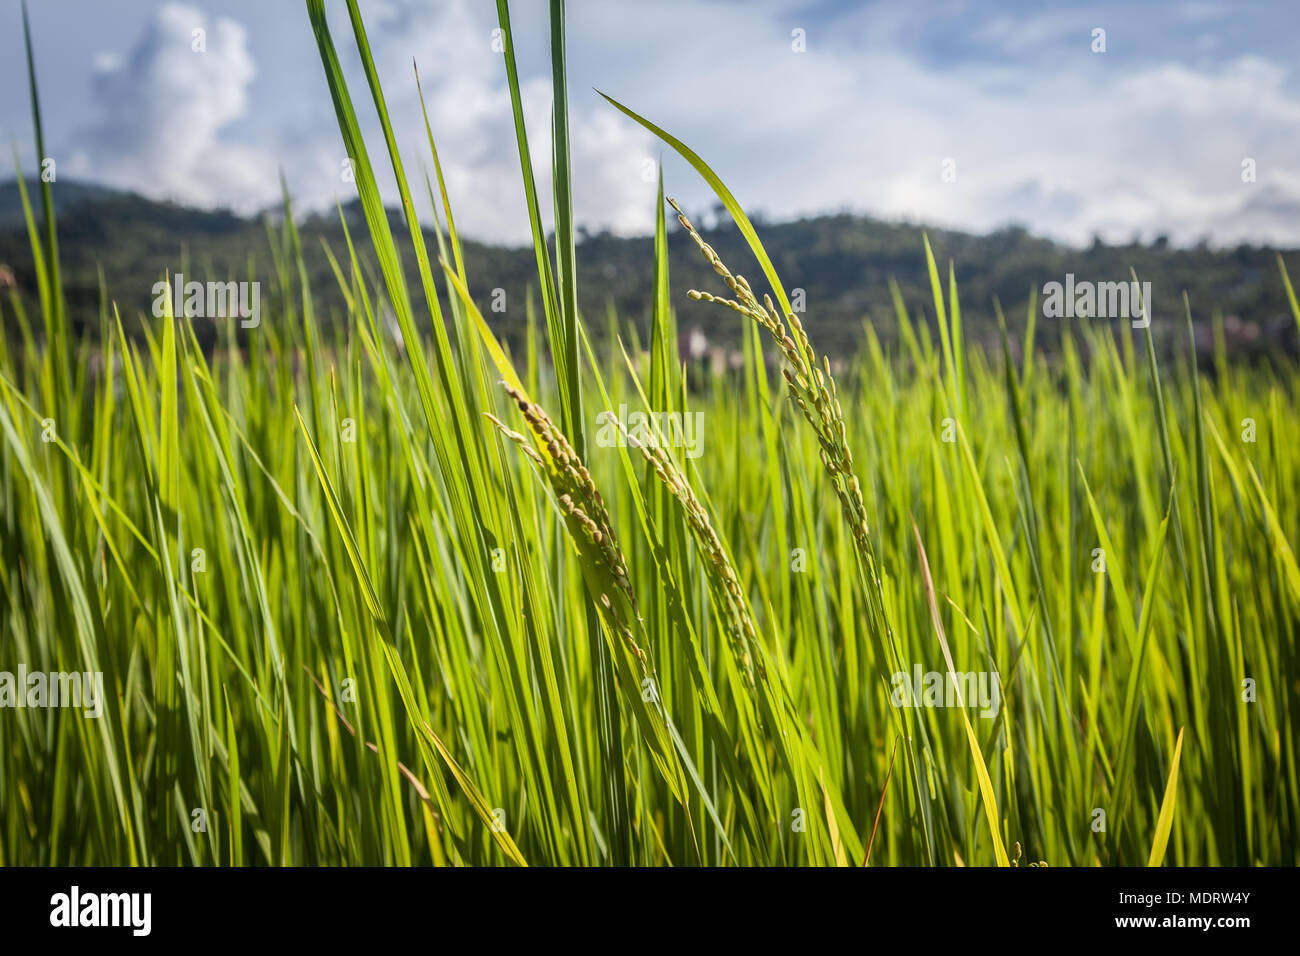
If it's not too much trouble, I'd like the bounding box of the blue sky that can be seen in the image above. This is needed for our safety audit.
[2,0,1298,246]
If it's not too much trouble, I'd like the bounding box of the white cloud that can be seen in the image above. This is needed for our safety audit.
[318,0,656,244]
[49,0,1300,248]
[564,0,1300,247]
[68,3,278,213]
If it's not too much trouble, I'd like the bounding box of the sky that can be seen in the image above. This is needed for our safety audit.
[1,0,1298,248]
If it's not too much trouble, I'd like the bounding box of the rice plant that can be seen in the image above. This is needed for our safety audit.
[1,0,1297,867]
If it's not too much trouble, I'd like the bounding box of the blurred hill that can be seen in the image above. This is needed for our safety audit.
[2,178,1297,362]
